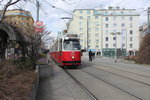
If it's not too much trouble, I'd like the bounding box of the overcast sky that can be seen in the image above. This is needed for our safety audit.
[1,0,150,37]
[34,0,149,36]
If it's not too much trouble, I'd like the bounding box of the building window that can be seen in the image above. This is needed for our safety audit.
[130,30,133,34]
[106,44,108,48]
[121,16,125,21]
[88,22,92,26]
[88,33,91,38]
[95,22,99,26]
[106,17,108,21]
[80,39,83,42]
[79,10,83,14]
[122,43,125,47]
[79,16,83,20]
[94,11,98,14]
[130,23,133,28]
[130,37,133,41]
[88,39,91,43]
[113,44,116,47]
[96,39,99,43]
[105,37,108,41]
[113,37,116,40]
[95,16,99,19]
[95,33,99,37]
[105,30,108,35]
[121,23,125,27]
[95,45,99,48]
[88,28,91,31]
[113,16,117,21]
[79,33,83,37]
[88,45,91,49]
[129,17,133,21]
[87,10,91,14]
[79,22,83,26]
[130,44,133,48]
[106,24,108,28]
[87,16,91,20]
[27,23,29,26]
[113,23,117,27]
[113,30,117,33]
[95,27,99,31]
[79,27,83,31]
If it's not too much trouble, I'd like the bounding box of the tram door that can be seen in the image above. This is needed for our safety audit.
[58,40,62,64]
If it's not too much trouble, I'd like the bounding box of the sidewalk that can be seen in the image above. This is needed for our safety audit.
[36,61,91,100]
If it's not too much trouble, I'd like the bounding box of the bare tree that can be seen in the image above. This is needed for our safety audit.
[0,0,28,23]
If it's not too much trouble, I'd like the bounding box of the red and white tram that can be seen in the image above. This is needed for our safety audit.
[50,34,81,68]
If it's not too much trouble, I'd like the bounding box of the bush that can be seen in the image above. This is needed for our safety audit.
[137,33,150,64]
[38,53,46,58]
[13,57,33,69]
[0,60,37,100]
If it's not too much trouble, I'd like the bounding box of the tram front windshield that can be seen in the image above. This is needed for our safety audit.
[64,40,80,50]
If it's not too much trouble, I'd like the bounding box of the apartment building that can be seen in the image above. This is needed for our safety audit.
[68,6,140,57]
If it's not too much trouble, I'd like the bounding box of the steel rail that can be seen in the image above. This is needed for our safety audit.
[91,66,150,86]
[81,70,144,100]
[95,61,150,78]
[64,69,98,100]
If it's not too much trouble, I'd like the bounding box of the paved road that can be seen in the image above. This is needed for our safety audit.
[66,53,150,100]
[37,53,150,100]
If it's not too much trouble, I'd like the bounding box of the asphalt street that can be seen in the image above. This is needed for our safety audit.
[37,53,150,100]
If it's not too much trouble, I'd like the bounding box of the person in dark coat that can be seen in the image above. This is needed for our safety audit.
[89,50,92,61]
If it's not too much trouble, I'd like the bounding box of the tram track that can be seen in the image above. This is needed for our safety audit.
[90,66,150,86]
[94,61,150,78]
[80,69,144,100]
[83,60,150,86]
[63,69,98,100]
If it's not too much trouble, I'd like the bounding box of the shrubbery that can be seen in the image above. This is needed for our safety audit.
[0,60,36,100]
[137,33,150,64]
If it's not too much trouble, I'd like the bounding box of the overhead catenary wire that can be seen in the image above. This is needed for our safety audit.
[43,0,149,24]
[44,0,97,23]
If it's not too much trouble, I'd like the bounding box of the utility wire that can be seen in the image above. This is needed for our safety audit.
[114,0,124,6]
[44,0,96,23]
[74,0,82,9]
[62,0,71,5]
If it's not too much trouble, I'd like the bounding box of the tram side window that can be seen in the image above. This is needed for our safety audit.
[64,40,80,50]
[59,41,62,51]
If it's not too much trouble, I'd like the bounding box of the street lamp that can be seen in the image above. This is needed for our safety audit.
[110,32,121,62]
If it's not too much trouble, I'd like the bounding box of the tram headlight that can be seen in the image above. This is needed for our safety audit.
[72,56,75,59]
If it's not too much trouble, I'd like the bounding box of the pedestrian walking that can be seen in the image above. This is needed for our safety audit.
[89,50,92,61]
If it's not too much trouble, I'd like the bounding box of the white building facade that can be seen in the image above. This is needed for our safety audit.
[68,7,140,57]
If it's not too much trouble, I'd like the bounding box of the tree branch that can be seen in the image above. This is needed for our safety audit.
[0,0,20,23]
